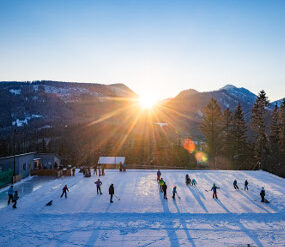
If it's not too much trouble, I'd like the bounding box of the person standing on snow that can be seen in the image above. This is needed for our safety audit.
[191,178,197,186]
[8,185,14,205]
[109,184,115,203]
[162,182,167,199]
[12,191,19,208]
[157,169,161,182]
[185,174,191,185]
[211,183,219,199]
[60,185,69,198]
[172,186,177,199]
[244,180,249,190]
[260,187,265,202]
[159,178,164,192]
[72,168,75,176]
[233,180,239,190]
[95,179,103,195]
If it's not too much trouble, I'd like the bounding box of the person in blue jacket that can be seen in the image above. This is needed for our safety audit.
[211,183,220,199]
[8,185,14,205]
[95,179,103,195]
[157,169,161,182]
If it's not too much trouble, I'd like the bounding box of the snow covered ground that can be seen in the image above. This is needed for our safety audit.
[0,170,284,247]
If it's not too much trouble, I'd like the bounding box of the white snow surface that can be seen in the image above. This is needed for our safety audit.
[9,89,21,95]
[12,114,42,127]
[0,170,284,247]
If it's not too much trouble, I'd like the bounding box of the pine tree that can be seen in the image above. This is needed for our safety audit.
[200,98,224,168]
[222,108,233,167]
[269,104,280,173]
[279,99,285,175]
[231,104,248,169]
[251,90,269,169]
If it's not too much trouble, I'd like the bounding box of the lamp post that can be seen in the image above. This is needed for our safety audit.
[12,129,16,184]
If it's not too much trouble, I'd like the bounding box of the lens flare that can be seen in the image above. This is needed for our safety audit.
[182,138,195,153]
[195,151,208,163]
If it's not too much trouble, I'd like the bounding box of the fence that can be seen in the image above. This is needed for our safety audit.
[0,169,13,188]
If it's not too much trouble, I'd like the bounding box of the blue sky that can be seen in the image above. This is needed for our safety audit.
[0,0,284,101]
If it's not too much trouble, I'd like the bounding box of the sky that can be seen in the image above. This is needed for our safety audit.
[0,0,284,101]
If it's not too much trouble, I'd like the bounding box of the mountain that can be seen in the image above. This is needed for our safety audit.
[160,84,284,138]
[0,80,136,136]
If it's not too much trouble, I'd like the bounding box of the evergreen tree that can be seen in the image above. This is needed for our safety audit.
[230,104,248,169]
[279,99,285,175]
[200,98,224,168]
[222,108,233,166]
[251,90,269,169]
[269,104,280,173]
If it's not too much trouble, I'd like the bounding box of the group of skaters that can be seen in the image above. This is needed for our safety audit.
[157,169,269,203]
[119,162,127,172]
[7,185,19,208]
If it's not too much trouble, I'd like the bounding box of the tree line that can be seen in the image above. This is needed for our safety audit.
[200,90,285,177]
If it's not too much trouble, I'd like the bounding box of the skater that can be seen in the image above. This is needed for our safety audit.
[233,180,239,190]
[8,185,14,205]
[12,191,19,208]
[162,182,167,199]
[95,179,103,195]
[185,174,191,185]
[191,178,197,186]
[157,169,161,182]
[123,162,127,172]
[94,164,97,175]
[244,180,248,190]
[159,178,164,192]
[172,186,177,199]
[260,187,265,202]
[211,183,219,199]
[60,185,69,198]
[119,162,123,172]
[72,167,75,176]
[109,184,114,203]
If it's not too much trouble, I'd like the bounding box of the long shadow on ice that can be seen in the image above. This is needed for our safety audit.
[215,198,264,247]
[186,186,208,213]
[158,188,180,247]
[173,199,196,247]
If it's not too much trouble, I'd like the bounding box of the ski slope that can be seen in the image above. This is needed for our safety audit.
[0,170,284,247]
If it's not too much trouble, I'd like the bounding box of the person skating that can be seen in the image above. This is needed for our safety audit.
[123,163,127,172]
[260,187,265,202]
[109,184,114,203]
[12,191,19,208]
[162,182,167,199]
[72,168,75,176]
[172,186,177,199]
[233,180,239,190]
[60,185,69,198]
[244,180,249,190]
[185,174,191,185]
[191,178,197,186]
[159,178,164,192]
[211,183,219,199]
[95,179,103,195]
[157,169,161,182]
[119,162,123,172]
[8,185,14,205]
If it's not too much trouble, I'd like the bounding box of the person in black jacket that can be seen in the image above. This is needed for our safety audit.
[244,180,249,190]
[233,180,239,190]
[162,182,167,199]
[260,187,265,202]
[12,191,19,208]
[109,184,114,203]
[60,185,69,198]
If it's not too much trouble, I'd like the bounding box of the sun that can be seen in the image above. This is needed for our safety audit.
[139,95,157,109]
